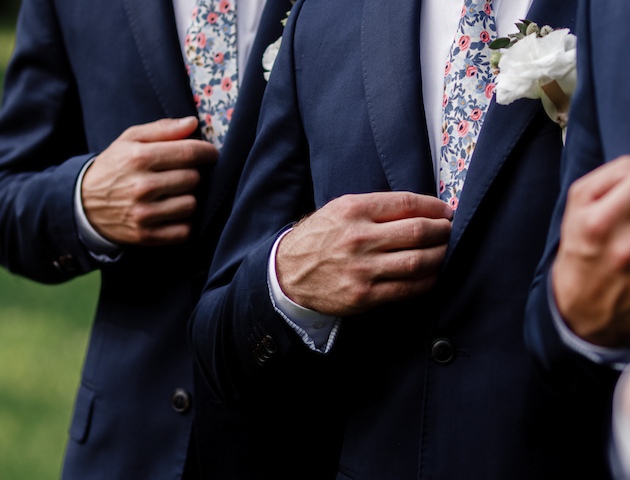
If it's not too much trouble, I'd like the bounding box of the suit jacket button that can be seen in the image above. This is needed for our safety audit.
[431,338,455,365]
[171,389,191,413]
[261,335,277,355]
[253,346,268,366]
[53,254,77,274]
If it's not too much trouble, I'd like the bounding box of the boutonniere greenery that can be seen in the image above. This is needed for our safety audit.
[262,0,297,81]
[489,20,577,143]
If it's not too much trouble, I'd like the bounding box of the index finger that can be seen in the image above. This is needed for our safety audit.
[571,155,630,204]
[360,191,453,223]
[146,139,219,171]
[592,167,630,226]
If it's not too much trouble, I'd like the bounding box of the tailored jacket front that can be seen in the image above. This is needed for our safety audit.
[0,0,291,478]
[525,0,628,462]
[191,0,612,478]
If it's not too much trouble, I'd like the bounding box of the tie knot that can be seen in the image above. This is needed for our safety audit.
[461,0,494,19]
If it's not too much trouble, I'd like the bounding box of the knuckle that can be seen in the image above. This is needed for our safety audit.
[179,141,197,165]
[397,281,416,298]
[130,203,153,226]
[408,219,425,244]
[342,229,368,249]
[131,227,152,245]
[131,178,156,200]
[180,195,198,216]
[170,224,192,244]
[609,243,630,272]
[567,178,588,204]
[333,195,353,214]
[404,253,423,274]
[581,214,608,243]
[179,223,193,241]
[122,124,141,139]
[347,282,372,309]
[182,169,201,190]
[129,144,152,170]
[156,118,172,130]
[398,191,415,214]
[187,168,201,185]
[335,194,364,219]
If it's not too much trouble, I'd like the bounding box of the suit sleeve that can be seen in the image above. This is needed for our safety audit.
[524,0,624,397]
[189,0,339,404]
[0,0,99,283]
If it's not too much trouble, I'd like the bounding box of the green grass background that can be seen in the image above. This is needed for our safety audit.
[0,13,101,479]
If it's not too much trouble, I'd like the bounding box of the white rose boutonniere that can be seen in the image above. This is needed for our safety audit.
[262,1,296,82]
[490,21,577,143]
[262,37,283,81]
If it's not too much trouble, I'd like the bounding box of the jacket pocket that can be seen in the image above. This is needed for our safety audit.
[68,382,96,444]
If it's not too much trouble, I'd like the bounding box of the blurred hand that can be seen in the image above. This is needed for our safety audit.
[553,155,630,346]
[82,117,218,245]
[276,191,453,317]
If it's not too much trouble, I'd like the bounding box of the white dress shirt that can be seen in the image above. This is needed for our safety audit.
[74,0,269,259]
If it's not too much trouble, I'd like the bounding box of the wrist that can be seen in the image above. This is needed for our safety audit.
[552,259,628,347]
[75,158,121,257]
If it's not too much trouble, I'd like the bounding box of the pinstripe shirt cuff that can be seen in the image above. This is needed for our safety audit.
[267,229,340,354]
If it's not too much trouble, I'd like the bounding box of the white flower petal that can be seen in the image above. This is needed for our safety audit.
[262,37,283,81]
[495,29,577,106]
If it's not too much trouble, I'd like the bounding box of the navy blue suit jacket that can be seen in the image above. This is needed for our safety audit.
[0,0,290,478]
[190,0,615,478]
[525,0,630,468]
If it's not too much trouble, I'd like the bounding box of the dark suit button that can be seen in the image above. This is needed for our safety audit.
[253,336,277,366]
[253,346,268,366]
[261,335,277,355]
[53,254,77,274]
[171,389,191,413]
[431,338,455,365]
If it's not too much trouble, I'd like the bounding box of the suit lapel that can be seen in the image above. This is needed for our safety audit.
[361,0,436,196]
[443,0,577,267]
[199,0,293,235]
[122,0,197,119]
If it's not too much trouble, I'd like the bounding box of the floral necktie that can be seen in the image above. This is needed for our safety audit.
[439,0,497,210]
[185,0,238,148]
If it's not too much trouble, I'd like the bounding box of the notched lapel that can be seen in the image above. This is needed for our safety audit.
[444,98,542,266]
[361,0,435,196]
[443,0,577,267]
[199,0,292,236]
[122,0,197,119]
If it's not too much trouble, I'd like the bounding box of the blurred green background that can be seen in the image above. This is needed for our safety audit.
[0,1,101,478]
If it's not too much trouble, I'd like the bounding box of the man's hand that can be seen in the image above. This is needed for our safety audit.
[276,192,453,317]
[553,155,630,346]
[81,117,218,245]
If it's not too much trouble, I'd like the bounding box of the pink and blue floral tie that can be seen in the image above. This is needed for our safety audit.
[185,0,238,148]
[439,0,497,210]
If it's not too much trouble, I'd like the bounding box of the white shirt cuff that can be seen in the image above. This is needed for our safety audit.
[267,228,340,354]
[548,269,630,372]
[74,158,123,263]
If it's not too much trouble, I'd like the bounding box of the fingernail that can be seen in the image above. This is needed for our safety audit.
[179,116,197,125]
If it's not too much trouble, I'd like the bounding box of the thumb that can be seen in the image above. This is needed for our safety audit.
[123,116,199,143]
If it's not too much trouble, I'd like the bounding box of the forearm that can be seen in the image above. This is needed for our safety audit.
[0,0,98,282]
[0,155,98,283]
[191,233,305,404]
[525,257,620,396]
